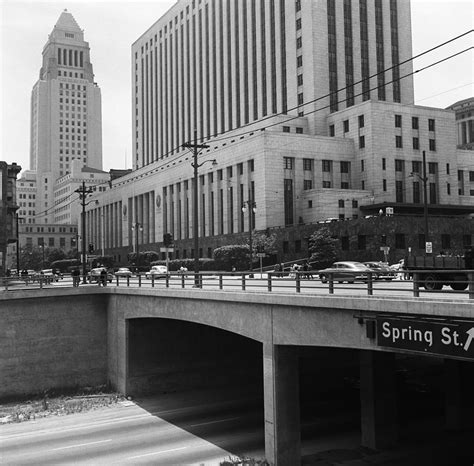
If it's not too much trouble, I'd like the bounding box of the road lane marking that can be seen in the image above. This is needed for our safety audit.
[51,439,112,451]
[127,446,187,459]
[188,416,241,428]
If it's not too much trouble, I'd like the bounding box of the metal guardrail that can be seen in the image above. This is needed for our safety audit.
[3,270,474,299]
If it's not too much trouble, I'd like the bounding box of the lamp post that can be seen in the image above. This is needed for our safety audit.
[182,130,216,287]
[15,213,24,274]
[410,150,429,249]
[131,222,143,271]
[242,200,257,274]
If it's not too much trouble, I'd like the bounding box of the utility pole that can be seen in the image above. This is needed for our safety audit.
[75,181,94,283]
[422,150,429,246]
[182,130,210,287]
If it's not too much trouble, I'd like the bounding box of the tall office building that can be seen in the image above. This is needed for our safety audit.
[132,0,413,169]
[30,9,102,223]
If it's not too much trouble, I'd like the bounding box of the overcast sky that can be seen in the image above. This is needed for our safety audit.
[1,0,473,174]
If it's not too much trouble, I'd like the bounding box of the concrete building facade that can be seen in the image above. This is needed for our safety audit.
[84,0,473,265]
[30,9,102,224]
[447,97,474,150]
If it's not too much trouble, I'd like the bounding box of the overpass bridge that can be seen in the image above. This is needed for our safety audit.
[1,287,473,465]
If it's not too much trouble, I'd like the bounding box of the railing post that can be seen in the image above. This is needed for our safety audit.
[116,275,119,286]
[296,272,301,293]
[4,278,8,291]
[413,272,420,298]
[242,273,246,291]
[166,274,170,288]
[219,274,223,290]
[268,272,272,292]
[126,276,130,287]
[151,275,155,287]
[367,273,373,296]
[182,274,186,288]
[138,274,142,287]
[329,273,334,294]
[468,272,474,299]
[39,277,43,289]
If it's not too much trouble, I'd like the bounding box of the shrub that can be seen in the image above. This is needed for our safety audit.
[213,245,249,271]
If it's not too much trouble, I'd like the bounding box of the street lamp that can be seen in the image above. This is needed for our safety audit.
[409,150,429,250]
[131,222,143,270]
[182,130,216,287]
[242,200,257,274]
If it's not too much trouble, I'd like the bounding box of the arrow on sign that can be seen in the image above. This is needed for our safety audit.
[463,328,474,352]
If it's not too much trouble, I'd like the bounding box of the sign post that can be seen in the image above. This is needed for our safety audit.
[425,242,433,254]
[257,252,266,278]
[379,246,390,263]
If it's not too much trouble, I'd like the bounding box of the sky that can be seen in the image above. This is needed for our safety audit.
[1,0,473,174]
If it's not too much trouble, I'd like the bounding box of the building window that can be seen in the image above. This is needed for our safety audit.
[361,160,365,171]
[322,160,332,172]
[396,180,403,202]
[283,126,290,133]
[358,235,366,250]
[308,200,313,208]
[341,181,349,189]
[297,55,303,67]
[358,115,364,128]
[412,117,419,129]
[441,234,451,250]
[303,180,312,190]
[340,161,350,173]
[323,181,331,188]
[429,139,436,151]
[447,183,451,195]
[329,124,335,137]
[395,135,403,148]
[428,162,437,175]
[284,157,293,169]
[413,137,419,150]
[297,74,303,86]
[395,159,404,172]
[303,158,312,171]
[428,119,435,131]
[383,179,387,191]
[296,127,303,134]
[296,36,302,49]
[359,135,365,148]
[338,199,345,208]
[343,120,349,133]
[395,234,406,249]
[463,234,472,248]
[446,163,450,175]
[395,114,402,127]
[382,158,386,170]
[296,18,301,30]
[352,199,358,208]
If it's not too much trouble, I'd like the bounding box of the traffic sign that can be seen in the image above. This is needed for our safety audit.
[377,317,474,360]
[256,253,266,257]
[425,242,433,254]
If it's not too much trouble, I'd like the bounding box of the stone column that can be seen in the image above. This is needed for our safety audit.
[263,343,301,465]
[360,350,398,449]
[445,359,474,430]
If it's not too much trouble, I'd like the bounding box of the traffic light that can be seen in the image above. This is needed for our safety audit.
[163,233,173,247]
[88,243,95,253]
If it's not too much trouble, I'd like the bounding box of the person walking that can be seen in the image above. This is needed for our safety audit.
[100,268,107,286]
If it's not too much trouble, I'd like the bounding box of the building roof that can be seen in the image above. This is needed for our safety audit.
[81,166,107,175]
[54,9,82,33]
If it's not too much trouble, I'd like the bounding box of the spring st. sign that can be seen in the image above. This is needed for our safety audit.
[377,318,474,360]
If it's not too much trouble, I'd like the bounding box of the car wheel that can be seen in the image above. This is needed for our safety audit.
[423,274,442,291]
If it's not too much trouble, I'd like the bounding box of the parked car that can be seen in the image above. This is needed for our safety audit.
[145,265,169,279]
[115,267,133,277]
[318,261,373,284]
[363,261,395,280]
[88,267,113,283]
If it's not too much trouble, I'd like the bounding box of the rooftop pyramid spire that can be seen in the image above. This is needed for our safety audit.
[54,9,82,33]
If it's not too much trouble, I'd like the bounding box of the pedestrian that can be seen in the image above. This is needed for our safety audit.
[274,263,281,278]
[100,268,107,286]
[72,267,80,287]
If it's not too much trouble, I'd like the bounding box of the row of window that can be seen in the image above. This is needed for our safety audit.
[57,70,84,79]
[25,237,74,248]
[59,83,87,91]
[395,135,436,151]
[18,194,36,199]
[332,115,436,134]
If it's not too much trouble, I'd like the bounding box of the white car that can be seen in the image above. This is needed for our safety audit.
[145,265,169,279]
[115,267,133,277]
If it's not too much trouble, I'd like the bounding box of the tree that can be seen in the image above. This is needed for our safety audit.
[308,227,338,269]
[251,232,278,256]
[213,245,249,271]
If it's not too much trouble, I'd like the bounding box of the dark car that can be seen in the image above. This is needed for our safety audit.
[363,261,395,280]
[318,261,373,284]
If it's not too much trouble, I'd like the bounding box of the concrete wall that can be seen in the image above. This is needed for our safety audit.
[0,290,108,400]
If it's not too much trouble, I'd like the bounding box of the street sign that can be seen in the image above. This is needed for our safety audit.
[256,253,266,258]
[377,317,474,360]
[425,242,433,254]
[160,247,174,252]
[385,207,394,216]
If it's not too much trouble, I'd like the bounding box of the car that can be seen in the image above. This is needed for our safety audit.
[318,261,374,284]
[115,267,133,277]
[88,267,113,283]
[145,265,169,279]
[363,261,395,280]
